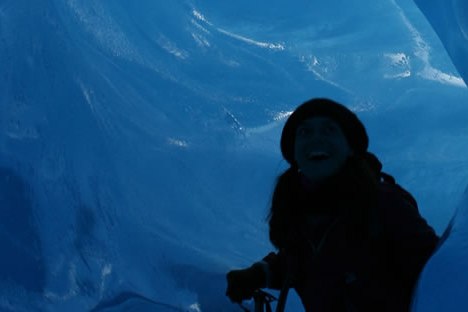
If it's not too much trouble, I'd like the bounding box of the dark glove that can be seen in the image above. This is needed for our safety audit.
[226,263,266,303]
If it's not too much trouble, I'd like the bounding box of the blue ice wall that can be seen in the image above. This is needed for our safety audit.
[0,0,467,311]
[411,0,468,310]
[0,167,44,291]
[414,0,468,83]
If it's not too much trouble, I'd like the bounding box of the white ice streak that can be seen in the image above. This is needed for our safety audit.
[191,32,211,48]
[420,67,466,87]
[43,263,79,301]
[157,34,189,60]
[99,264,112,297]
[191,8,284,51]
[244,111,292,136]
[383,52,412,79]
[190,19,212,48]
[66,0,142,63]
[192,9,212,26]
[188,303,202,312]
[191,19,211,35]
[300,55,352,94]
[245,120,284,136]
[217,28,285,50]
[454,0,468,40]
[273,111,293,121]
[78,79,94,109]
[167,138,189,148]
[391,0,466,87]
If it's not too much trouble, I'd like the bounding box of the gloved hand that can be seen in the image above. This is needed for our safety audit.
[226,263,267,303]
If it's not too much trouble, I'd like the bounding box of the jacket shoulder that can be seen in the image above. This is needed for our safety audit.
[377,182,438,242]
[378,181,417,208]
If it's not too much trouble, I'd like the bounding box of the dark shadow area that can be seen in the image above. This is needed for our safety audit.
[0,167,45,291]
[89,264,241,311]
[90,291,185,312]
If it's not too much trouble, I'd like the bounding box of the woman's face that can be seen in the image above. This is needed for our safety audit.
[294,116,353,183]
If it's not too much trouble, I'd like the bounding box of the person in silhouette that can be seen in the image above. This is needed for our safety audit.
[226,98,439,311]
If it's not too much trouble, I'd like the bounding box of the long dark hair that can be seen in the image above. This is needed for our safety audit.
[267,155,379,250]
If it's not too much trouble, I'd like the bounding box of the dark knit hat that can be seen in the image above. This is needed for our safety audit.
[281,98,369,165]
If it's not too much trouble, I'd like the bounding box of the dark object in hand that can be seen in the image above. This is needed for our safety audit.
[226,264,266,303]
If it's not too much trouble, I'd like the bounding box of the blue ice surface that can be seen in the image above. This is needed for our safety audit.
[0,0,467,310]
[410,0,468,311]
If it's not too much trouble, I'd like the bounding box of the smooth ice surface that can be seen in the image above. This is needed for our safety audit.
[0,0,467,311]
[412,190,468,312]
[411,0,468,311]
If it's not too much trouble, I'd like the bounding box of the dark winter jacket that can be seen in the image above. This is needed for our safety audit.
[263,169,438,312]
